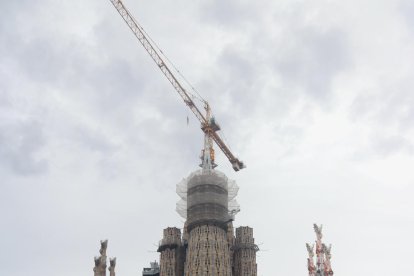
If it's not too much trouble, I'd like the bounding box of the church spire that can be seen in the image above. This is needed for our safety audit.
[306,224,334,275]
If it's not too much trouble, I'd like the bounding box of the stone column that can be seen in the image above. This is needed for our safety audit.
[108,257,116,276]
[227,222,236,274]
[185,224,232,276]
[158,227,184,276]
[233,227,258,276]
[93,240,108,276]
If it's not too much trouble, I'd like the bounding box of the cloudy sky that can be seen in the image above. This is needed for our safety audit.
[1,0,414,275]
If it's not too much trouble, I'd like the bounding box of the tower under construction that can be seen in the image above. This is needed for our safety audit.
[153,168,258,276]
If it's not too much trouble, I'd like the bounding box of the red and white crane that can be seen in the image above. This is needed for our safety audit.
[109,0,245,171]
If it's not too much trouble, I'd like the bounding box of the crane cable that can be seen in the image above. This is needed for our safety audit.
[132,13,206,105]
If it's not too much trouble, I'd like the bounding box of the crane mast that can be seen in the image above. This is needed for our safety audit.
[109,0,245,171]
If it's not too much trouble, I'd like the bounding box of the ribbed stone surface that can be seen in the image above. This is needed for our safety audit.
[233,227,257,276]
[159,227,184,276]
[185,224,232,276]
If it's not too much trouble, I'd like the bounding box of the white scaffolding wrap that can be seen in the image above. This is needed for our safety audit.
[176,169,240,222]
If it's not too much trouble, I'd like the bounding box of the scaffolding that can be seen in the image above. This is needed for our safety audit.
[176,169,239,230]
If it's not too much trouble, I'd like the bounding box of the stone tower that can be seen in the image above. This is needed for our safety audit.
[157,227,184,276]
[233,226,258,276]
[181,170,234,275]
[94,240,108,276]
[108,258,116,276]
[185,224,232,275]
[93,240,116,276]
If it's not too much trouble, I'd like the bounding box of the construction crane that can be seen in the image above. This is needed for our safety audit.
[109,0,245,171]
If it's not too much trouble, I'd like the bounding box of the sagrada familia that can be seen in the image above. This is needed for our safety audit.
[91,167,334,276]
[93,169,260,276]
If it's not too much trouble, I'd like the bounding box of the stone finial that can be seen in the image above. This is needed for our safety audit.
[94,256,101,267]
[313,224,323,241]
[109,257,116,267]
[323,244,332,259]
[94,240,108,276]
[100,240,108,256]
[306,243,315,258]
[109,257,116,276]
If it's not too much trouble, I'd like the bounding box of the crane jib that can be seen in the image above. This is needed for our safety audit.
[110,0,244,171]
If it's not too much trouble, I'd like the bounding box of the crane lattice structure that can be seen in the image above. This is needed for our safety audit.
[306,224,334,276]
[109,0,245,171]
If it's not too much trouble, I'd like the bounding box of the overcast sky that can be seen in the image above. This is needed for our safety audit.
[1,0,414,275]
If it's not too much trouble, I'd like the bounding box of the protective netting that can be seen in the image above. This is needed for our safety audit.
[176,169,240,224]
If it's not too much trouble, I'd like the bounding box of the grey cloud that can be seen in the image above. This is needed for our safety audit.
[0,83,12,108]
[273,125,304,145]
[349,93,372,121]
[0,120,48,175]
[0,0,151,115]
[275,27,351,102]
[349,82,414,158]
[216,47,259,108]
[197,1,352,135]
[14,37,68,83]
[72,125,118,153]
[400,0,414,34]
[197,7,352,151]
[78,58,148,115]
[0,1,52,79]
[198,0,258,27]
[0,0,36,25]
[350,79,414,131]
[371,134,414,156]
[352,133,414,161]
[219,47,255,81]
[1,20,80,86]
